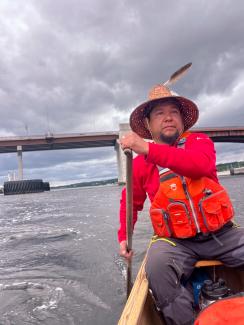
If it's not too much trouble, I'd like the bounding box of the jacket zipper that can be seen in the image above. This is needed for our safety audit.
[181,177,201,233]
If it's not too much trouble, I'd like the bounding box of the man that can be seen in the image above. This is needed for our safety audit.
[118,84,244,325]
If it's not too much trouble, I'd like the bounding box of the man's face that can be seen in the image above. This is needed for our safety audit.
[146,102,184,144]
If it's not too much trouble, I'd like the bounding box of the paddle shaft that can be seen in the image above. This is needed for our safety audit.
[124,148,133,298]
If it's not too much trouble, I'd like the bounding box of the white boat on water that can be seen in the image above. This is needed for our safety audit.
[217,170,230,176]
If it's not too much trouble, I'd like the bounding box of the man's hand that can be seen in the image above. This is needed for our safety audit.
[119,240,133,261]
[119,132,149,155]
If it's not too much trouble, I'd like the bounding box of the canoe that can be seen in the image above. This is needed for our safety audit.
[118,258,244,325]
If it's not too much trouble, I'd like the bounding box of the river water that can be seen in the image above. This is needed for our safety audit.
[0,175,243,325]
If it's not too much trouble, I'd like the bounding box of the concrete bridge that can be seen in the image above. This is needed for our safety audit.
[0,124,244,183]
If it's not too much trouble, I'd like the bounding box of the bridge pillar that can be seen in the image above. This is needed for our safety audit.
[17,145,23,180]
[115,123,132,184]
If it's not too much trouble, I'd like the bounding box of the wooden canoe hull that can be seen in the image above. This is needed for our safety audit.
[118,259,244,325]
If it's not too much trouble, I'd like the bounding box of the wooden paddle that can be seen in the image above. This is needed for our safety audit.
[124,148,133,298]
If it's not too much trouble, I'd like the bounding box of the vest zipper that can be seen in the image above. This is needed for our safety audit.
[162,210,172,236]
[181,176,201,233]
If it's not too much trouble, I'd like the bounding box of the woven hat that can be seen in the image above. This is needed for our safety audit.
[130,84,199,139]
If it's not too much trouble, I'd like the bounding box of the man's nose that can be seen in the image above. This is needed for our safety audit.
[164,113,173,121]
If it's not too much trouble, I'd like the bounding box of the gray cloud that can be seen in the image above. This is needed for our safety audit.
[0,0,244,184]
[215,143,244,172]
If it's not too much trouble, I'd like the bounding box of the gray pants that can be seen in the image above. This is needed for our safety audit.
[145,224,244,325]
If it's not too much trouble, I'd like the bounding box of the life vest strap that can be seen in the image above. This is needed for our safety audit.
[160,172,178,183]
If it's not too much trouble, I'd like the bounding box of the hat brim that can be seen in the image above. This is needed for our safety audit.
[130,96,199,139]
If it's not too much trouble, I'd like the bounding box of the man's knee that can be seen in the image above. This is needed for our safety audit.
[145,243,195,323]
[146,255,194,322]
[146,255,183,287]
[146,255,185,309]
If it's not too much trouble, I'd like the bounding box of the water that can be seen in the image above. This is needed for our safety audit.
[0,175,243,325]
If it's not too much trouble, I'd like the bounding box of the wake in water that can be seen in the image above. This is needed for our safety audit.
[0,277,112,324]
[114,254,127,281]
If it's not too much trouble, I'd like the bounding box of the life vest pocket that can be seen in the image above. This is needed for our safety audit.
[199,190,234,232]
[167,202,196,238]
[150,203,197,238]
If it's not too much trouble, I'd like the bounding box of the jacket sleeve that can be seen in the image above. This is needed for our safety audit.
[146,133,217,180]
[118,157,147,243]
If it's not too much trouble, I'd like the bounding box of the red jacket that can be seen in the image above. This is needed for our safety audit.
[118,132,218,243]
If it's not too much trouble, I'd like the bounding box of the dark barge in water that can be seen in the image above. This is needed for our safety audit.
[3,179,50,195]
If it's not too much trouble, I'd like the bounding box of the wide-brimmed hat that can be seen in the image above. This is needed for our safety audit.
[130,84,199,139]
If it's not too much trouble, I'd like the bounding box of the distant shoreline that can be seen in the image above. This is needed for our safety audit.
[51,178,118,189]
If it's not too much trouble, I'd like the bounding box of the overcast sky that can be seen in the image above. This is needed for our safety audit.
[0,0,244,185]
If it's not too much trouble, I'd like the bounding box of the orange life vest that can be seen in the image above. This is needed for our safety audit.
[150,135,234,238]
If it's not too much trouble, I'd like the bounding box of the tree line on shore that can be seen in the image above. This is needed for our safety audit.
[217,161,244,172]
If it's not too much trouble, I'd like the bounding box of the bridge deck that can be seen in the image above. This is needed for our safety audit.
[0,127,243,153]
[0,132,119,153]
